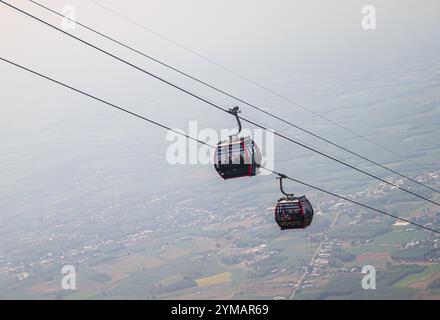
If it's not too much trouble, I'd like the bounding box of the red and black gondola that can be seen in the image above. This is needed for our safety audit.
[274,175,314,230]
[214,107,261,180]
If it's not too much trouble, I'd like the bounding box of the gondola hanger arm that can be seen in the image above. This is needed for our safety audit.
[277,174,294,197]
[228,106,242,137]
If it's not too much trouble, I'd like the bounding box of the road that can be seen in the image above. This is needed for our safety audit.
[289,211,340,300]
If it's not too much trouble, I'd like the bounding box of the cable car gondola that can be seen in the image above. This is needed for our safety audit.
[274,174,314,230]
[214,107,261,179]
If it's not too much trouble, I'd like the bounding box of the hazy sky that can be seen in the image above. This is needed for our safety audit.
[1,0,440,142]
[1,0,440,212]
[2,0,440,86]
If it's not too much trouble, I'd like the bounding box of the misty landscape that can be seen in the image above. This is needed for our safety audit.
[0,0,439,300]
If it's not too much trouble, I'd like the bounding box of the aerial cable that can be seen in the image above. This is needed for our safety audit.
[2,1,440,208]
[1,56,438,234]
[84,0,438,176]
[27,0,440,195]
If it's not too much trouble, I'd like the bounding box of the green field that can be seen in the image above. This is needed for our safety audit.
[396,264,440,287]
